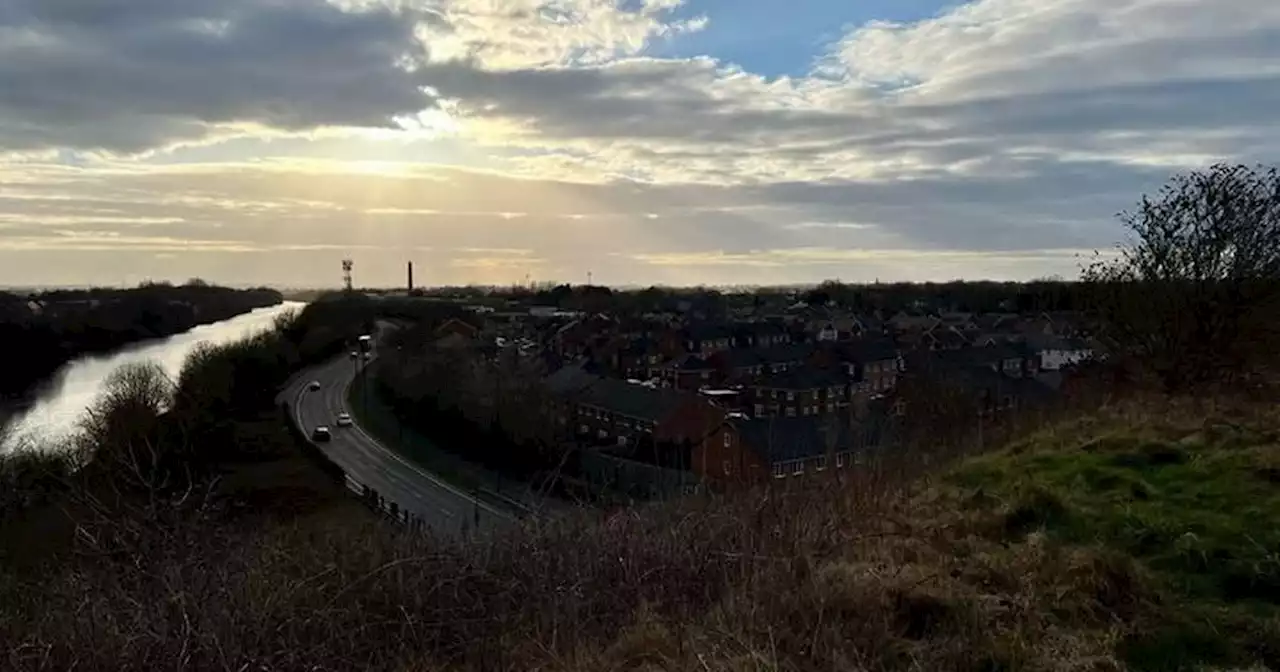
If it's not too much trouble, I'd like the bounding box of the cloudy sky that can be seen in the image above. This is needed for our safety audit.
[1,0,1276,289]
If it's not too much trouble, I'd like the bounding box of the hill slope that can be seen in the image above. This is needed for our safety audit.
[3,398,1279,671]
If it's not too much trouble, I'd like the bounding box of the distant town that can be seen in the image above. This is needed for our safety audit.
[352,276,1100,502]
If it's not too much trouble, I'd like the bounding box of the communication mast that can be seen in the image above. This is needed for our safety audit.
[341,259,354,292]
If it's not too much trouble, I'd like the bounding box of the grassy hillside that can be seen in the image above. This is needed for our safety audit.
[4,397,1280,671]
[946,401,1280,670]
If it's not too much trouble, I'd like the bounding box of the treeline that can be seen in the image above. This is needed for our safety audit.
[0,282,283,398]
[469,277,1086,319]
[0,294,379,520]
[373,331,564,485]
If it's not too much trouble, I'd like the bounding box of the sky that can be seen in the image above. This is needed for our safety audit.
[1,0,1278,289]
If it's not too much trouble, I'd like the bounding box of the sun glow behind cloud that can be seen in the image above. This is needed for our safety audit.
[0,0,1277,286]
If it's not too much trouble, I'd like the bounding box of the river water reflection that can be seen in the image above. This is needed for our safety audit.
[0,301,303,454]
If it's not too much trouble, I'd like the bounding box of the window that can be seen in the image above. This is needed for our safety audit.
[792,461,804,475]
[772,463,786,479]
[701,371,710,380]
[817,456,827,471]
[722,460,732,475]
[786,407,797,417]
[723,433,732,448]
[787,391,795,401]
[579,424,588,434]
[754,404,764,416]
[836,453,845,468]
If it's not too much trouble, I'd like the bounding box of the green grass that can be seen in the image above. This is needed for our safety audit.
[947,408,1280,671]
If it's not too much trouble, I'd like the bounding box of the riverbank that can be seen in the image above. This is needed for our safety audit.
[0,284,283,399]
[1,302,301,452]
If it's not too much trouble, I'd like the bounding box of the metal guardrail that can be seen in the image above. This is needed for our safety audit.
[281,393,495,539]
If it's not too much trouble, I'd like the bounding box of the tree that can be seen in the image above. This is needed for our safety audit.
[78,362,176,491]
[1083,163,1280,391]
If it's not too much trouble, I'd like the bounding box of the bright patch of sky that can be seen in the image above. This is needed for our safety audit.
[2,0,1278,288]
[653,0,955,76]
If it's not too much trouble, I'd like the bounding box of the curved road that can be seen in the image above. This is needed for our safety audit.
[280,355,514,538]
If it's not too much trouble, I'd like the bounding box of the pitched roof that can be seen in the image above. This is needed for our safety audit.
[732,320,788,337]
[717,348,765,370]
[578,378,692,422]
[684,322,735,342]
[674,353,715,371]
[754,343,814,365]
[927,327,971,348]
[544,361,602,396]
[757,365,849,391]
[909,344,1025,372]
[835,339,897,364]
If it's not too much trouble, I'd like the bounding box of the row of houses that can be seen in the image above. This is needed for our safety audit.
[425,305,1097,496]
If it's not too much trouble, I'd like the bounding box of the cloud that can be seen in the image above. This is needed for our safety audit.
[0,0,699,154]
[0,0,433,152]
[0,0,1277,287]
[632,247,1098,268]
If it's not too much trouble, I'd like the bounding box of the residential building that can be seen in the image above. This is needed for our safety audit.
[743,365,851,418]
[1022,334,1094,371]
[719,411,898,483]
[683,323,735,355]
[731,321,791,348]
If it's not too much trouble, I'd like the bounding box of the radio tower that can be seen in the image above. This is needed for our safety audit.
[341,259,354,292]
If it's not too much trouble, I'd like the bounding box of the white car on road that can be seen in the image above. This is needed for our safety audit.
[308,380,321,391]
[336,412,353,428]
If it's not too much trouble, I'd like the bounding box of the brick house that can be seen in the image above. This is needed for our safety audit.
[611,337,666,379]
[710,348,767,381]
[682,323,735,356]
[908,344,1031,379]
[830,339,900,397]
[754,343,814,374]
[666,353,718,390]
[921,326,971,351]
[742,365,851,418]
[565,379,738,488]
[708,411,899,484]
[732,321,791,348]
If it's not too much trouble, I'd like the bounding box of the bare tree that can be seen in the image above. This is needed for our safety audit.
[78,361,177,493]
[1084,163,1280,391]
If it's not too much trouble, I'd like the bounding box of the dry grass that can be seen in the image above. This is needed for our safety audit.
[4,395,1280,671]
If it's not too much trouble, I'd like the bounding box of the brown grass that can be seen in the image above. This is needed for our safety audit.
[4,394,1278,671]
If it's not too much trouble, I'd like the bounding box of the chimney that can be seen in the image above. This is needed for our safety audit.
[407,261,414,292]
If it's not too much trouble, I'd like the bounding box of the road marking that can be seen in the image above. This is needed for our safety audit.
[342,374,513,522]
[290,354,509,526]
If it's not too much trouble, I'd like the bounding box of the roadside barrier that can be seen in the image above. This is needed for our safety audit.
[282,396,485,538]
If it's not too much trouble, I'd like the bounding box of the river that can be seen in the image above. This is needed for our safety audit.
[0,301,304,454]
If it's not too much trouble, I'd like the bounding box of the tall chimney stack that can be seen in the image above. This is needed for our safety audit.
[407,261,414,292]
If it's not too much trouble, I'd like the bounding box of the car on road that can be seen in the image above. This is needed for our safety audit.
[308,380,321,391]
[362,352,373,361]
[349,351,358,360]
[311,426,332,442]
[336,412,352,427]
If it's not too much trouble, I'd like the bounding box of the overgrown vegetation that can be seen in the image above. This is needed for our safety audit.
[948,399,1280,670]
[0,282,283,398]
[1084,163,1280,392]
[4,167,1280,670]
[7,395,1280,671]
